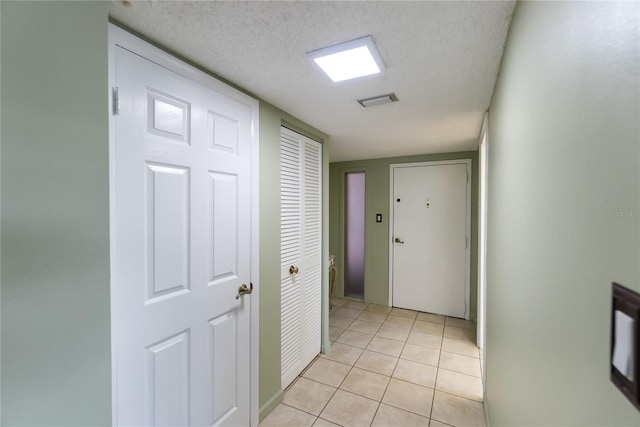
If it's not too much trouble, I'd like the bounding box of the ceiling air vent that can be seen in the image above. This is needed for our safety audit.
[357,93,399,108]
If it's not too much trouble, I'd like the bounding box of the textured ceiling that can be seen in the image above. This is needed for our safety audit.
[109,1,515,162]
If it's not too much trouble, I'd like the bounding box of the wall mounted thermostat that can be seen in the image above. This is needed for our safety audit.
[376,214,382,223]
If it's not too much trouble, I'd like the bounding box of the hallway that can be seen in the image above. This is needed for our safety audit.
[261,299,485,426]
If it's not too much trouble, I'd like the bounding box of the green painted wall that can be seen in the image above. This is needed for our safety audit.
[1,2,329,424]
[329,151,479,320]
[486,1,640,424]
[258,103,330,421]
[1,2,112,425]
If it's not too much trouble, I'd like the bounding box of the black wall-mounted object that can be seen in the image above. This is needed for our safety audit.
[611,282,640,411]
[376,213,382,223]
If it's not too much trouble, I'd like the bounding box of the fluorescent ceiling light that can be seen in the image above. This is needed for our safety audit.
[308,36,385,83]
[358,93,399,108]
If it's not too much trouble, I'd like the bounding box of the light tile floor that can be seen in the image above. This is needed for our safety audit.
[261,298,485,427]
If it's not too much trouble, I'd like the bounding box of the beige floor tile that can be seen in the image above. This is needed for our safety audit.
[329,326,344,342]
[300,356,319,377]
[348,319,382,335]
[390,308,418,319]
[355,350,398,376]
[320,389,379,427]
[303,358,352,387]
[283,377,337,416]
[431,391,486,427]
[367,336,405,357]
[358,311,388,324]
[335,306,364,320]
[383,315,415,330]
[441,337,479,358]
[336,330,374,349]
[407,331,442,349]
[260,403,316,427]
[313,418,341,427]
[331,298,347,308]
[445,317,475,330]
[429,420,453,427]
[413,320,444,336]
[321,342,364,366]
[367,304,393,315]
[345,300,368,310]
[439,351,481,377]
[371,403,431,427]
[401,343,440,367]
[376,325,410,342]
[381,378,433,417]
[443,325,476,343]
[417,312,445,324]
[393,358,437,388]
[330,314,355,329]
[436,369,483,402]
[340,367,391,401]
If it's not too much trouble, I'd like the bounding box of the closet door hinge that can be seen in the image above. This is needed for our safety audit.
[112,87,120,116]
[465,236,468,249]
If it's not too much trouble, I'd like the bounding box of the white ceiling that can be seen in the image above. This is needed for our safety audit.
[109,1,515,162]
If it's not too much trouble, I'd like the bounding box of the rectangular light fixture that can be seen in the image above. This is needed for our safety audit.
[358,93,399,108]
[308,36,385,83]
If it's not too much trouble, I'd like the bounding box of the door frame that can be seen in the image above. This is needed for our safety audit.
[477,113,489,386]
[388,159,472,319]
[108,24,260,426]
[338,167,368,301]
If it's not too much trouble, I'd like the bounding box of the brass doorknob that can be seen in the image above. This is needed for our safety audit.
[394,237,404,244]
[236,283,253,299]
[289,265,299,274]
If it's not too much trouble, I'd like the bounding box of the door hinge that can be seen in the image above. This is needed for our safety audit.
[466,171,469,183]
[112,87,120,116]
[465,236,468,249]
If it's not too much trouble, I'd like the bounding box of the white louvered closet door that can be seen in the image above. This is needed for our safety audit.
[280,127,322,389]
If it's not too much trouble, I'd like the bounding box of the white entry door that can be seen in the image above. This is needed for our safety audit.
[111,28,257,426]
[391,161,470,318]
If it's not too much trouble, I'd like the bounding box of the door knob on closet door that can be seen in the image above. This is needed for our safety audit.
[394,237,405,244]
[289,265,299,274]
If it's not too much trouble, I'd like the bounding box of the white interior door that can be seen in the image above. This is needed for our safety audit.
[391,161,470,318]
[111,35,256,426]
[280,128,322,389]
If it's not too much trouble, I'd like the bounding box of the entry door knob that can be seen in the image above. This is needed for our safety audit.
[394,237,405,244]
[289,265,299,274]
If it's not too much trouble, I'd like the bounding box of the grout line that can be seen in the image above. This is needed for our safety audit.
[279,401,320,419]
[328,305,483,426]
[366,307,392,426]
[333,303,392,426]
[429,328,445,420]
[433,388,486,404]
[376,400,433,421]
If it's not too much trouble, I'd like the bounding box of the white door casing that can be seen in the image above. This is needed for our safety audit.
[109,26,259,426]
[389,160,471,319]
[280,127,322,389]
[478,113,489,385]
